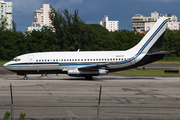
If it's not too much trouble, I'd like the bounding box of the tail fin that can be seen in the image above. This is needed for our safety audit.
[128,17,168,54]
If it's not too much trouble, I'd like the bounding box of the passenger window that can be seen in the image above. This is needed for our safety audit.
[42,60,44,62]
[64,59,66,61]
[39,60,41,62]
[93,59,95,61]
[36,60,38,62]
[96,59,98,61]
[53,59,55,61]
[81,59,83,61]
[78,59,80,61]
[75,59,77,61]
[56,59,58,61]
[72,59,74,61]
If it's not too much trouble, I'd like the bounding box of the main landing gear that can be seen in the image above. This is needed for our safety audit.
[23,74,27,80]
[85,75,93,80]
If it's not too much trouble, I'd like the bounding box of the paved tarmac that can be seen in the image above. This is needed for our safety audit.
[0,74,179,106]
[0,74,180,119]
[1,65,180,119]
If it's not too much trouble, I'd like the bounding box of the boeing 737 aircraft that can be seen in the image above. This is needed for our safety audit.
[3,17,171,80]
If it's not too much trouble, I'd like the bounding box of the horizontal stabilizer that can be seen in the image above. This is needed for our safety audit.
[147,50,174,55]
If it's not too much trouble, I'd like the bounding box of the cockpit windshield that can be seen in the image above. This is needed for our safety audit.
[11,58,21,62]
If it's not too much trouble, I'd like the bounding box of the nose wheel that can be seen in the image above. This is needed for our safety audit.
[23,74,27,80]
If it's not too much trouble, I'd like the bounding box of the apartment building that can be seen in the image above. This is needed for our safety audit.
[132,11,159,33]
[132,11,180,33]
[0,0,12,29]
[27,4,52,31]
[99,15,119,32]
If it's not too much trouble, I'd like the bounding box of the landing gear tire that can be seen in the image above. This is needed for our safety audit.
[23,74,27,80]
[85,76,93,80]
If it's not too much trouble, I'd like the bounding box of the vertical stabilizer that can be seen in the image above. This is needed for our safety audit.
[128,17,168,54]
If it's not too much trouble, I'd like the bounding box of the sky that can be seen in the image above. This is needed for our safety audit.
[5,0,180,32]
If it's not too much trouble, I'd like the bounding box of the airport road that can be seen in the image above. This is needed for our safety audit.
[0,74,180,107]
[138,64,180,69]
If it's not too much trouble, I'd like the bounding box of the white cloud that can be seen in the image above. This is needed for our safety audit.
[141,0,180,3]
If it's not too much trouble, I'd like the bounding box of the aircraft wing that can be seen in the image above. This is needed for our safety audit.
[78,63,110,70]
[62,63,111,72]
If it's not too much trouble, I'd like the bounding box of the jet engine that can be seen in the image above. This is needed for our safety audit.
[67,68,108,77]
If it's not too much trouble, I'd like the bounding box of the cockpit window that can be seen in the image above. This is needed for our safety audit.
[11,58,20,62]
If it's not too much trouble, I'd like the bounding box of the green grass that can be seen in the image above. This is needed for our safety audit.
[116,68,180,77]
[0,61,7,65]
[160,57,180,61]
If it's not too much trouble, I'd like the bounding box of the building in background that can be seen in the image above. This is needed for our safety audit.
[99,15,119,32]
[132,11,180,33]
[0,0,12,29]
[27,4,52,32]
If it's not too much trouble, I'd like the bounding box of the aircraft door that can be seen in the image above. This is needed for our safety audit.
[28,55,34,66]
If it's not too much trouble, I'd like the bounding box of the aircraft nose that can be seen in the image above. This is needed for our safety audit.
[3,62,9,69]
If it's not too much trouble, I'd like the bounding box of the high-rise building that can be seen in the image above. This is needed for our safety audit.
[132,11,180,33]
[27,4,52,31]
[0,0,12,29]
[99,16,119,32]
[132,11,159,33]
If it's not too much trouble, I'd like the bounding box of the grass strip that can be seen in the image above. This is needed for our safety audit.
[0,61,7,65]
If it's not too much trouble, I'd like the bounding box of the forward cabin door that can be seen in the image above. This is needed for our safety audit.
[28,55,34,67]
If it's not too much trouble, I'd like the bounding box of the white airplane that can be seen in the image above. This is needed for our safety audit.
[3,17,171,80]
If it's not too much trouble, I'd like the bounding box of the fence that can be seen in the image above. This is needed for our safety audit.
[1,104,180,120]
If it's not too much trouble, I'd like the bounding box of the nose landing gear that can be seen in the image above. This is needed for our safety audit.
[23,74,27,80]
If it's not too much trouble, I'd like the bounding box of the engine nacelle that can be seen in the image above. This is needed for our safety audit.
[67,68,108,76]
